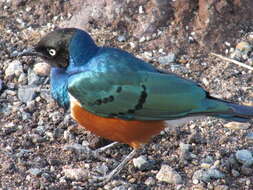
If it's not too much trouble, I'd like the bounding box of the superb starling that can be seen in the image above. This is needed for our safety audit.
[18,28,253,184]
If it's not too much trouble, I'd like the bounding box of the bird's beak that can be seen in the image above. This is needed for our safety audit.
[12,47,43,57]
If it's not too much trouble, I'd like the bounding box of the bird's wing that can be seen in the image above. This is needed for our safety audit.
[68,70,229,120]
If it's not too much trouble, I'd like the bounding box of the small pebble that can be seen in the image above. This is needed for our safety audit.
[180,143,193,161]
[144,177,156,186]
[95,163,108,175]
[133,155,149,171]
[139,36,146,43]
[202,78,209,86]
[139,5,144,14]
[201,163,211,169]
[112,185,128,190]
[5,60,23,77]
[18,85,38,103]
[246,179,251,186]
[63,143,87,154]
[245,132,253,141]
[18,73,27,84]
[63,167,88,180]
[236,41,252,55]
[192,179,199,184]
[192,168,224,183]
[33,62,51,76]
[28,168,42,177]
[240,165,253,176]
[156,165,183,184]
[231,169,240,177]
[214,185,229,190]
[28,69,42,85]
[117,35,126,42]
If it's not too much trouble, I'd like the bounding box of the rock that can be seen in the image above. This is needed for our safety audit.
[224,122,250,130]
[22,111,31,120]
[16,149,31,158]
[240,165,253,176]
[117,35,126,42]
[158,53,176,64]
[214,185,229,190]
[3,162,16,174]
[63,167,88,180]
[227,154,239,168]
[200,163,211,169]
[28,69,42,85]
[235,149,253,166]
[40,89,53,103]
[95,163,108,175]
[202,78,209,86]
[41,172,53,182]
[33,157,49,168]
[18,85,38,103]
[53,128,64,139]
[201,156,214,165]
[231,169,240,177]
[156,165,183,184]
[139,36,146,43]
[133,155,150,171]
[112,185,128,190]
[2,123,17,135]
[28,168,42,176]
[236,41,252,55]
[35,126,46,136]
[192,168,225,183]
[5,60,23,77]
[33,62,51,76]
[179,143,193,161]
[63,143,87,154]
[145,177,156,186]
[188,129,203,144]
[245,132,253,141]
[207,168,225,180]
[18,73,27,84]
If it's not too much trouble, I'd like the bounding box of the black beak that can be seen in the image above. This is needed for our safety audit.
[12,48,43,57]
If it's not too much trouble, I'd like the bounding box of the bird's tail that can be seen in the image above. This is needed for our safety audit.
[218,102,253,122]
[205,96,253,122]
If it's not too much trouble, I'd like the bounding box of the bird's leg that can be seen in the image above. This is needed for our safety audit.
[94,142,119,154]
[92,142,119,161]
[91,149,138,185]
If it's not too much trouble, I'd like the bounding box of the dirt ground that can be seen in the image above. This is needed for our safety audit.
[1,1,253,190]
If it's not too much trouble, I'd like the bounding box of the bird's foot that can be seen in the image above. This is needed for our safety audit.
[89,149,138,186]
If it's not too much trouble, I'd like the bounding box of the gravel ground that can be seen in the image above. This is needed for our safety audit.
[1,1,253,190]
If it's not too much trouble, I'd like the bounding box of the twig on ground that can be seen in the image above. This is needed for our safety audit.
[210,52,253,71]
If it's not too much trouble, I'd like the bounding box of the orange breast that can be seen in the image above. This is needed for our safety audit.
[70,99,166,148]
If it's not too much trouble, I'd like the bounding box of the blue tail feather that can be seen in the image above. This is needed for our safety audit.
[219,102,253,122]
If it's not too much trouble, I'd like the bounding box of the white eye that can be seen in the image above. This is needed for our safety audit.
[48,48,56,56]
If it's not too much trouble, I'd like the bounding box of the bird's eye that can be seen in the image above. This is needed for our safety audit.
[48,48,56,56]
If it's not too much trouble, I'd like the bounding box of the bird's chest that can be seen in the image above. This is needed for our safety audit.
[69,95,166,148]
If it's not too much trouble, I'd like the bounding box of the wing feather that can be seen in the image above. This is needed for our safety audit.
[68,69,211,120]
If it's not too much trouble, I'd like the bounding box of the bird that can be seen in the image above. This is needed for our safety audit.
[17,28,253,184]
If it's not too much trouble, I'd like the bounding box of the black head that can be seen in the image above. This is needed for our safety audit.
[18,28,77,68]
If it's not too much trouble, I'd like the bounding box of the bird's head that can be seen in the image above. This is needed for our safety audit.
[17,28,98,69]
